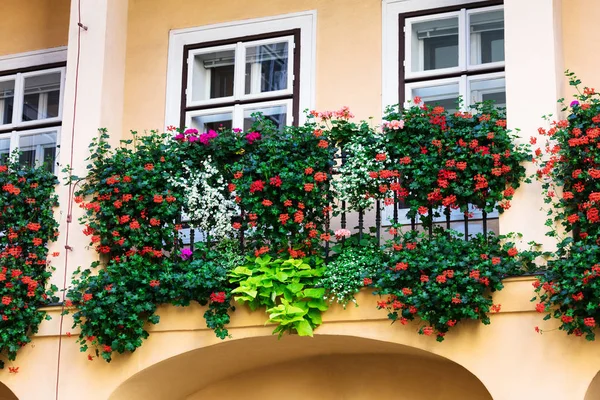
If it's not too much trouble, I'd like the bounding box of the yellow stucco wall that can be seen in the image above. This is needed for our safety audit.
[561,0,600,100]
[122,0,382,134]
[0,0,70,57]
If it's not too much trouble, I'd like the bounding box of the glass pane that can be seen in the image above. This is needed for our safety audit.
[410,16,459,72]
[243,104,287,132]
[245,42,289,95]
[22,72,61,121]
[0,80,15,125]
[191,49,235,102]
[412,82,460,113]
[18,131,57,170]
[470,77,506,108]
[469,9,504,65]
[0,138,10,164]
[190,111,233,132]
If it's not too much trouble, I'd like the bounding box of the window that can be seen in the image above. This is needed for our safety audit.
[402,4,505,109]
[181,32,298,132]
[165,12,316,244]
[381,1,504,233]
[0,66,65,172]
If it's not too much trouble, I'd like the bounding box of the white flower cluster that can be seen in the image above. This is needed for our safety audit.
[333,138,389,211]
[321,248,380,307]
[171,157,238,239]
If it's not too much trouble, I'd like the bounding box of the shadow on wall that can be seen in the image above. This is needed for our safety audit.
[110,335,492,400]
[0,381,18,400]
[586,371,600,400]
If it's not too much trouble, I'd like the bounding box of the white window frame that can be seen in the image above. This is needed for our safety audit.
[404,11,465,80]
[0,127,61,169]
[466,71,506,105]
[239,36,295,101]
[466,5,505,71]
[165,11,316,130]
[382,0,497,107]
[404,71,505,110]
[0,47,67,172]
[382,1,503,227]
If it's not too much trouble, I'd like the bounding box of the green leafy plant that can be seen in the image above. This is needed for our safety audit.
[0,156,59,369]
[66,130,236,362]
[228,255,328,337]
[375,230,533,341]
[533,72,600,340]
[382,100,530,224]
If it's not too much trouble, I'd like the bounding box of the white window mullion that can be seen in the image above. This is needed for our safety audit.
[9,131,17,155]
[459,74,467,111]
[232,104,243,130]
[233,42,245,100]
[458,9,467,72]
[12,73,23,125]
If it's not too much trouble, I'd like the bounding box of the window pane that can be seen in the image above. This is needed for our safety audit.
[0,80,15,125]
[469,9,504,65]
[410,17,459,72]
[243,104,287,132]
[0,138,9,164]
[245,42,289,95]
[470,77,506,108]
[411,82,460,113]
[191,49,235,102]
[18,131,57,170]
[190,111,233,132]
[22,72,61,121]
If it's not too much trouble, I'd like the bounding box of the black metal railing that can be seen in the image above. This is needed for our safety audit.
[179,145,496,253]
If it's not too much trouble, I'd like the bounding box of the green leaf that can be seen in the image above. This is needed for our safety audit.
[295,320,314,337]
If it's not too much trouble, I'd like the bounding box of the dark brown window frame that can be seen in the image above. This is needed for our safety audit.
[0,61,66,135]
[179,29,301,130]
[398,0,504,105]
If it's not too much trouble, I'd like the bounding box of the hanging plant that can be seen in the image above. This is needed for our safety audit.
[533,71,600,340]
[0,156,59,369]
[382,99,531,222]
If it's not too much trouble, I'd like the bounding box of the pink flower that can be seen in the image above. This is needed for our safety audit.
[334,229,351,239]
[184,128,198,135]
[246,131,261,144]
[199,130,218,145]
[180,248,193,260]
[387,120,404,130]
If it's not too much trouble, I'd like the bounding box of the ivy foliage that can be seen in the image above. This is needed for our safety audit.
[0,156,59,369]
[66,131,236,362]
[375,230,534,341]
[533,72,600,340]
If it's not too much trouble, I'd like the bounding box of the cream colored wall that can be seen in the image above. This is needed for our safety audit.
[561,0,600,99]
[187,354,492,400]
[0,0,70,56]
[122,0,382,135]
[0,279,598,400]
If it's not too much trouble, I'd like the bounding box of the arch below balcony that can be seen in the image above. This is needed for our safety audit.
[0,381,18,400]
[585,371,600,400]
[109,334,493,400]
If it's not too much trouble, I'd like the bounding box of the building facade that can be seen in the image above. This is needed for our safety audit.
[0,0,599,399]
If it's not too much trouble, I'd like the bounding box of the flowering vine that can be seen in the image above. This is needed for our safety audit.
[0,156,59,368]
[533,72,600,340]
[66,131,235,362]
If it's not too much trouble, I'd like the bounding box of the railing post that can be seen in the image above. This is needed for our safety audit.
[376,199,381,246]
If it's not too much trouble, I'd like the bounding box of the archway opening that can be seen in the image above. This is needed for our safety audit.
[0,381,18,400]
[585,371,600,400]
[110,335,492,400]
